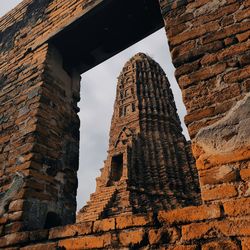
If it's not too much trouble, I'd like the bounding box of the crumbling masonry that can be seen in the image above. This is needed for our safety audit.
[0,0,250,249]
[77,53,200,222]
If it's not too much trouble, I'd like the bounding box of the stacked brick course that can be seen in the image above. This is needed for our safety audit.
[1,200,250,249]
[0,0,249,249]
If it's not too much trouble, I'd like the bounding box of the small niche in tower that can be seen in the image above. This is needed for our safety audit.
[44,212,62,229]
[109,154,123,184]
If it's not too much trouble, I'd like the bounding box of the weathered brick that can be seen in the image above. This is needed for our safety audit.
[201,240,239,250]
[20,242,57,250]
[29,230,49,242]
[179,63,226,89]
[93,218,115,232]
[217,40,250,61]
[49,222,92,239]
[8,212,24,222]
[170,21,220,46]
[183,219,250,241]
[192,2,240,27]
[149,227,179,245]
[184,107,215,125]
[223,197,250,217]
[199,165,237,186]
[148,229,162,245]
[235,7,250,21]
[237,30,250,42]
[203,22,250,44]
[242,238,250,250]
[173,40,223,67]
[240,168,250,181]
[116,214,153,230]
[202,184,238,201]
[0,232,29,248]
[186,0,213,12]
[9,200,24,212]
[5,222,24,234]
[167,246,197,250]
[119,228,145,247]
[223,65,250,83]
[158,204,221,225]
[58,234,112,249]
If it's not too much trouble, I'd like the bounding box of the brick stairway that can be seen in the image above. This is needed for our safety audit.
[76,186,117,222]
[103,187,132,217]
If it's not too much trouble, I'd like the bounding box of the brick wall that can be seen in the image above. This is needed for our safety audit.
[1,200,250,249]
[0,0,101,233]
[0,0,249,248]
[160,0,250,204]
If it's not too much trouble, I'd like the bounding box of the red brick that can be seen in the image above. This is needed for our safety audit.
[93,218,115,232]
[201,240,239,250]
[186,0,211,11]
[149,227,179,245]
[184,107,215,125]
[217,40,250,61]
[158,204,221,225]
[5,222,24,234]
[119,228,145,247]
[182,219,250,241]
[21,243,57,250]
[203,22,250,44]
[49,222,92,239]
[116,214,153,229]
[171,22,220,46]
[179,63,226,89]
[237,30,250,42]
[242,238,250,250]
[223,197,250,217]
[0,232,29,248]
[235,8,250,21]
[240,168,250,181]
[8,212,23,222]
[8,200,25,212]
[223,65,250,83]
[58,234,112,249]
[148,229,161,245]
[168,246,197,250]
[199,165,237,186]
[202,184,238,201]
[173,40,223,67]
[192,2,240,27]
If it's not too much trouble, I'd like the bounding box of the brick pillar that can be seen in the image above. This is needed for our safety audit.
[159,0,250,203]
[0,43,80,233]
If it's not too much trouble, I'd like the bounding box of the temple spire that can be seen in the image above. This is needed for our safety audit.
[77,53,200,222]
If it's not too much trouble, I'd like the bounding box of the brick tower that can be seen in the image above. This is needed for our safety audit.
[77,53,200,222]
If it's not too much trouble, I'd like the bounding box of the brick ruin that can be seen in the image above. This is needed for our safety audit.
[77,53,200,222]
[0,0,249,249]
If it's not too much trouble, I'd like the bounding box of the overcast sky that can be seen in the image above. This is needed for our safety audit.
[1,1,189,210]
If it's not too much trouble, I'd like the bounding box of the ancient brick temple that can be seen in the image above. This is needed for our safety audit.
[0,0,250,249]
[77,53,200,222]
